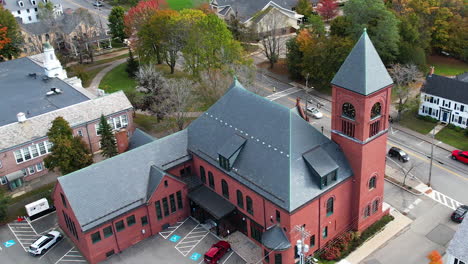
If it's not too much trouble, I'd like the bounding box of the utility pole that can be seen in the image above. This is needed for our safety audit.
[294,225,310,264]
[305,73,310,110]
[428,123,437,187]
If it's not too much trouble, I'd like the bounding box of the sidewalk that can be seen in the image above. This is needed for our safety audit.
[65,49,129,67]
[390,123,456,153]
[339,207,412,264]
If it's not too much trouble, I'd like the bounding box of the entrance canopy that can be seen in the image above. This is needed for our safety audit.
[188,186,236,220]
[6,170,24,181]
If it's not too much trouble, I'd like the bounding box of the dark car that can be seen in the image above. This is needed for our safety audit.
[388,147,410,162]
[451,205,468,223]
[451,150,468,164]
[204,241,231,264]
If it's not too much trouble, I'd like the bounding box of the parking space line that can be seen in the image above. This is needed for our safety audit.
[159,219,188,239]
[222,251,234,264]
[175,224,209,256]
[7,224,28,251]
[39,239,62,260]
[55,247,75,264]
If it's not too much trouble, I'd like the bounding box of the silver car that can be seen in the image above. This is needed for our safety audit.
[306,106,323,119]
[28,231,62,256]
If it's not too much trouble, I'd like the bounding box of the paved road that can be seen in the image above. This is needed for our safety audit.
[61,0,110,30]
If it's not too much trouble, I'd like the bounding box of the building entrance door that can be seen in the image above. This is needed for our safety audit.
[442,111,448,122]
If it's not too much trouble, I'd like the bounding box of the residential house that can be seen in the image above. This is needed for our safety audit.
[210,0,306,34]
[54,30,393,264]
[0,45,135,191]
[1,0,62,24]
[419,71,468,128]
[444,218,468,264]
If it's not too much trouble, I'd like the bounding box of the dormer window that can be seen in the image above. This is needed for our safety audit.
[18,1,24,7]
[217,134,246,171]
[303,146,339,190]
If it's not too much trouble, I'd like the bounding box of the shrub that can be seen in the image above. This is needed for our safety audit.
[447,123,456,129]
[464,127,468,137]
[453,126,462,132]
[359,215,394,243]
[320,245,341,260]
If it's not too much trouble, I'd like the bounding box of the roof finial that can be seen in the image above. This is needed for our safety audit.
[363,27,367,33]
[233,75,238,81]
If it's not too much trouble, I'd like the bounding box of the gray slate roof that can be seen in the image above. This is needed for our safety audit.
[456,72,468,82]
[422,74,468,104]
[0,57,89,128]
[187,81,353,212]
[58,130,190,232]
[447,218,468,262]
[261,225,291,250]
[188,186,236,219]
[129,128,156,150]
[331,30,393,96]
[21,13,82,35]
[215,0,302,22]
[0,91,132,151]
[303,146,338,177]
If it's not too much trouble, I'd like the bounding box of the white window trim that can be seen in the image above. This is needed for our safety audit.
[36,162,43,172]
[14,141,52,164]
[77,130,83,137]
[28,165,36,174]
[0,176,7,185]
[0,159,2,169]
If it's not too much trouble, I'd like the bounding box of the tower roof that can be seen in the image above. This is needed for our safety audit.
[331,29,393,96]
[43,42,53,50]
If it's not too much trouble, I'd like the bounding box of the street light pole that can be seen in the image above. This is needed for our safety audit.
[427,123,437,187]
[305,73,310,110]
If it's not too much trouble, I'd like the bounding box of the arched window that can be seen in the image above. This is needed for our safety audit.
[236,190,243,208]
[246,196,253,215]
[372,199,379,213]
[222,180,229,198]
[199,166,206,184]
[326,197,334,216]
[369,176,376,190]
[371,102,381,119]
[45,33,50,41]
[342,103,356,119]
[208,172,214,189]
[364,205,371,218]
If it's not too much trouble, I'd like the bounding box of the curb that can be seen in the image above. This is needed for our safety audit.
[384,176,423,196]
[390,125,455,153]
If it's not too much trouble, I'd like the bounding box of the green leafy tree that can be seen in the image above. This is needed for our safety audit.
[0,189,10,222]
[286,38,304,80]
[330,16,352,37]
[126,48,139,77]
[0,6,23,60]
[108,6,127,42]
[343,0,400,63]
[307,14,326,36]
[97,115,118,158]
[44,117,93,175]
[296,0,313,17]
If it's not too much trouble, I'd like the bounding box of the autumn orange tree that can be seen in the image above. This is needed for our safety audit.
[427,250,443,264]
[0,26,11,50]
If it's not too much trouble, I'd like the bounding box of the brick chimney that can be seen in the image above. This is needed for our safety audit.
[115,129,129,153]
[429,66,435,77]
[296,97,309,122]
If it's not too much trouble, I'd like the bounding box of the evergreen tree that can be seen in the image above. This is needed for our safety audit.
[0,189,10,222]
[108,6,126,42]
[44,117,93,175]
[97,115,118,158]
[126,48,139,77]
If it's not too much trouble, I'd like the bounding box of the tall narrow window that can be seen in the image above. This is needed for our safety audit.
[322,226,328,238]
[369,176,376,189]
[264,250,270,263]
[103,226,113,238]
[371,102,381,119]
[115,220,125,232]
[141,216,148,226]
[310,235,315,247]
[326,197,334,216]
[364,205,371,218]
[246,196,253,215]
[208,172,214,189]
[176,191,183,209]
[126,215,136,226]
[91,231,101,244]
[276,210,281,223]
[169,194,176,213]
[221,180,229,198]
[237,190,243,208]
[200,166,206,184]
[372,199,379,213]
[155,201,162,220]
[162,198,169,216]
[61,193,67,208]
[274,253,282,264]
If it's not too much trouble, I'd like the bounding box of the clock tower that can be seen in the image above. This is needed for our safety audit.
[330,29,393,231]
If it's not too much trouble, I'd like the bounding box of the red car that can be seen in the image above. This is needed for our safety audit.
[451,150,468,164]
[204,241,231,264]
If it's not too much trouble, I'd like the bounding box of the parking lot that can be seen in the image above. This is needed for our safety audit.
[103,217,247,264]
[0,212,87,264]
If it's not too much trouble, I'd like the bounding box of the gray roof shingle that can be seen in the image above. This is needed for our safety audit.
[58,130,190,232]
[421,74,468,104]
[0,57,89,128]
[129,128,156,150]
[215,0,302,22]
[447,218,468,262]
[262,225,291,250]
[187,80,353,212]
[331,30,393,96]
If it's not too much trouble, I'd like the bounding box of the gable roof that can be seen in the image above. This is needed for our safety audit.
[447,218,468,262]
[331,30,393,96]
[58,130,189,232]
[187,81,353,212]
[20,13,83,35]
[422,74,468,104]
[262,225,291,250]
[129,128,156,150]
[0,57,89,128]
[215,0,303,23]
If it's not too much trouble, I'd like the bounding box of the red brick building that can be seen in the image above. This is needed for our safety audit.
[53,30,393,264]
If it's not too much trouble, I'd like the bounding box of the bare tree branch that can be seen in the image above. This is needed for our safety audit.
[165,78,194,130]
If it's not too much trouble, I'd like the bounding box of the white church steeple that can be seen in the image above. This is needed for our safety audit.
[43,42,67,80]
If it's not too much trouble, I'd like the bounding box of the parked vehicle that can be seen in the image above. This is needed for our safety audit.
[451,205,468,223]
[204,241,231,263]
[28,231,63,256]
[93,1,103,7]
[388,147,410,162]
[306,106,323,119]
[451,150,468,164]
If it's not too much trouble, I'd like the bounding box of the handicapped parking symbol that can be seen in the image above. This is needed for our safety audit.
[190,252,202,261]
[3,240,16,248]
[169,235,181,243]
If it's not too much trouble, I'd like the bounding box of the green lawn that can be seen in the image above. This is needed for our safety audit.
[134,114,196,134]
[166,0,207,10]
[398,111,436,135]
[435,127,468,150]
[427,55,468,76]
[100,62,137,93]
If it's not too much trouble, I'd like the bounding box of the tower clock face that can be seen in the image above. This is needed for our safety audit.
[371,103,381,119]
[342,103,356,119]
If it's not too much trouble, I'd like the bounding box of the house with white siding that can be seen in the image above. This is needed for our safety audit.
[419,72,468,129]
